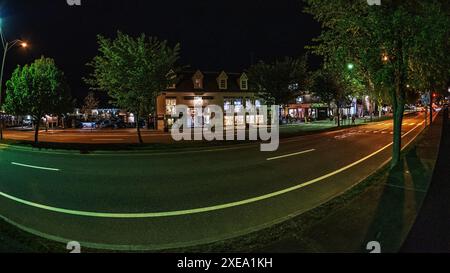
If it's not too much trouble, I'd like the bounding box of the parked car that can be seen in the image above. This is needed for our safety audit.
[98,119,115,129]
[114,119,127,129]
[22,119,33,127]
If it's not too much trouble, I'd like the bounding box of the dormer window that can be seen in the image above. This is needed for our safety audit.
[192,70,204,89]
[217,71,228,90]
[166,69,177,89]
[241,80,248,90]
[194,79,202,89]
[220,79,227,89]
[240,73,249,90]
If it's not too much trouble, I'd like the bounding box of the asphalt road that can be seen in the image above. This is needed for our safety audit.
[0,113,433,250]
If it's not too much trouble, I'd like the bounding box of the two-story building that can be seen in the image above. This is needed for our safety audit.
[156,70,261,130]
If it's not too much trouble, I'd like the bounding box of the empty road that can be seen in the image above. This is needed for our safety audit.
[0,113,433,250]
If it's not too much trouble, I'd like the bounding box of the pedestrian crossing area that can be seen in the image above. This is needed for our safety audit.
[333,121,422,139]
[346,122,419,136]
[347,129,399,135]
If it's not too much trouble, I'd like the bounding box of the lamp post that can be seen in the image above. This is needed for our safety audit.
[0,20,28,140]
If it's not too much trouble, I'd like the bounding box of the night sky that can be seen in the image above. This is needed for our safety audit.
[1,0,320,104]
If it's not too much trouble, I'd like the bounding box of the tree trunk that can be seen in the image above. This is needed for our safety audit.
[429,92,433,125]
[337,106,341,127]
[136,113,143,144]
[391,101,405,168]
[34,118,40,144]
[379,102,383,119]
[390,35,407,168]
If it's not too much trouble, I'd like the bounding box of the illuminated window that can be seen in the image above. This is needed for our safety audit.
[194,79,203,89]
[224,100,232,112]
[166,98,177,115]
[194,96,203,107]
[193,70,204,89]
[234,99,243,113]
[255,100,262,109]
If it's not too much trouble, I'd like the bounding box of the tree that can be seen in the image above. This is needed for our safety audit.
[247,56,309,114]
[86,31,181,143]
[308,69,352,127]
[4,57,72,143]
[304,0,450,167]
[81,91,99,121]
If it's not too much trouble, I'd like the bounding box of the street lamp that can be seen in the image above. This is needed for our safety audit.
[381,53,389,63]
[0,20,29,139]
[347,63,354,70]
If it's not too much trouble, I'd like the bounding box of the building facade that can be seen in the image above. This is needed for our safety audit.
[156,70,261,131]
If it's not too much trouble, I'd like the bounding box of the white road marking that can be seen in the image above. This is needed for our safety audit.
[267,149,315,161]
[0,120,426,218]
[11,162,60,172]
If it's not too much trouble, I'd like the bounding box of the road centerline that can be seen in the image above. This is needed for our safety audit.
[11,162,61,172]
[266,149,316,161]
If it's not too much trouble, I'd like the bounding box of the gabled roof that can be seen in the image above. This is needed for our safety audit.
[166,70,252,93]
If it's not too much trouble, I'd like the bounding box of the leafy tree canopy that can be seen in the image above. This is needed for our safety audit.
[5,56,72,119]
[247,56,309,106]
[86,31,181,117]
[4,56,72,143]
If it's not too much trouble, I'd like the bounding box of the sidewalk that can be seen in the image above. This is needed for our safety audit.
[401,107,450,253]
[258,111,443,253]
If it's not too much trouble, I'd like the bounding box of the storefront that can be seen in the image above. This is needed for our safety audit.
[287,103,330,121]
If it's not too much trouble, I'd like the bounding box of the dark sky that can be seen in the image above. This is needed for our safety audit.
[1,0,320,102]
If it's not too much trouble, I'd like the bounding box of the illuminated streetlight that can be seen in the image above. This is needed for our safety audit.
[347,63,354,70]
[0,19,29,140]
[381,53,389,63]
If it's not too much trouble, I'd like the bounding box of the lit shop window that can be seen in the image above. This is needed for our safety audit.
[225,116,235,127]
[166,98,177,115]
[245,99,253,110]
[235,115,245,126]
[224,100,232,112]
[194,96,204,107]
[234,99,243,113]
